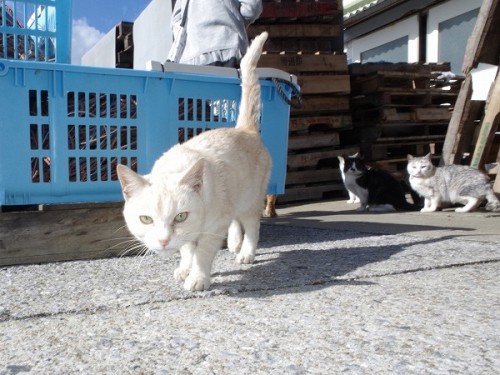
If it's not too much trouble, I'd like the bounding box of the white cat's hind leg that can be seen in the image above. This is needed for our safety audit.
[236,214,261,264]
[227,219,243,254]
[455,196,481,213]
[174,242,195,282]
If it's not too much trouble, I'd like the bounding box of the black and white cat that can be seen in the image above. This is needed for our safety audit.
[338,154,360,204]
[339,154,420,212]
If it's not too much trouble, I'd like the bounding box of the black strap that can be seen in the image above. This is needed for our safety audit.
[271,77,303,109]
[180,0,190,27]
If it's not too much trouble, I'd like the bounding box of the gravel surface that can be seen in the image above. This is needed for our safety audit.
[1,224,499,374]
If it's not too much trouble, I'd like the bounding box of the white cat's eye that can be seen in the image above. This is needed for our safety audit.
[139,215,153,225]
[174,212,188,223]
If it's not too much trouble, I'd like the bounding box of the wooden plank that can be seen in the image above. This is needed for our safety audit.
[297,74,350,95]
[258,54,348,73]
[249,24,341,39]
[291,95,350,114]
[264,38,337,54]
[288,132,340,151]
[352,91,431,107]
[441,74,475,165]
[281,183,345,203]
[349,62,444,76]
[286,168,340,185]
[289,115,352,132]
[260,2,340,19]
[287,146,358,168]
[462,0,500,72]
[494,148,500,194]
[383,108,412,122]
[355,75,430,93]
[470,71,500,168]
[0,204,128,266]
[413,107,452,121]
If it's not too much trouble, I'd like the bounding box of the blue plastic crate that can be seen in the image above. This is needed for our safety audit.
[0,0,72,63]
[0,60,295,205]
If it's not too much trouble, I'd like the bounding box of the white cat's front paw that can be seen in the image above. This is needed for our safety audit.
[236,252,255,264]
[454,207,470,213]
[184,273,211,291]
[420,207,436,212]
[174,267,190,282]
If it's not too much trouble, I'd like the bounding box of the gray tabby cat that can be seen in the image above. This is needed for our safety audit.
[407,154,500,213]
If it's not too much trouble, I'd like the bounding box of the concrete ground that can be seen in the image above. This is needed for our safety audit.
[0,199,499,374]
[275,199,500,243]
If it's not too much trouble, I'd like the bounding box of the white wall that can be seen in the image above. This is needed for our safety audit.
[81,27,117,68]
[426,0,482,63]
[133,0,173,70]
[345,15,420,63]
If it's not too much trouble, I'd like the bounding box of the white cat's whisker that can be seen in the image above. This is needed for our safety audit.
[104,237,137,248]
[110,224,130,236]
[119,242,147,258]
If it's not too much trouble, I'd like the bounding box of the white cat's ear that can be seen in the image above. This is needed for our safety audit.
[407,154,414,160]
[424,153,433,160]
[116,164,150,200]
[180,159,204,192]
[337,155,344,162]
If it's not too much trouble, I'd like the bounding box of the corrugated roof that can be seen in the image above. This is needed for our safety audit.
[343,0,387,20]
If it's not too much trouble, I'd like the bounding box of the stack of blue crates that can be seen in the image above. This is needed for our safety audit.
[0,0,294,206]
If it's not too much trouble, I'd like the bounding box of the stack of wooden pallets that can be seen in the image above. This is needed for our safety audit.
[116,22,134,68]
[249,0,358,203]
[349,62,463,171]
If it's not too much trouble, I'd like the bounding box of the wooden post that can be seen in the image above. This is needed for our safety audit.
[494,148,500,194]
[470,72,500,169]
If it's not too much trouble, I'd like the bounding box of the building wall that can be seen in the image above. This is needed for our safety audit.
[345,15,420,64]
[345,0,482,72]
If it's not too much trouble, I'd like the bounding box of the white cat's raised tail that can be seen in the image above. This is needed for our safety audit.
[116,32,271,291]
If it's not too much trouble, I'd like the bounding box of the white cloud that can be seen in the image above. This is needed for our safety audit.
[71,18,105,64]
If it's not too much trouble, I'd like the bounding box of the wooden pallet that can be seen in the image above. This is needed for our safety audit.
[116,22,133,68]
[361,139,444,162]
[288,132,340,151]
[356,107,452,123]
[251,0,343,54]
[349,62,460,173]
[249,0,354,203]
[287,145,359,169]
[258,54,348,72]
[280,182,346,203]
[259,0,342,23]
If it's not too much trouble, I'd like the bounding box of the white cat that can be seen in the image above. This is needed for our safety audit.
[116,32,271,291]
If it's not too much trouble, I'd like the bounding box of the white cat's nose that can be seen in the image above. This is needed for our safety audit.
[158,238,170,247]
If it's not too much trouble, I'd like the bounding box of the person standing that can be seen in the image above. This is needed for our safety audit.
[171,0,263,68]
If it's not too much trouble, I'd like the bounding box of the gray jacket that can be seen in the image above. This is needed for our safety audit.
[172,0,262,65]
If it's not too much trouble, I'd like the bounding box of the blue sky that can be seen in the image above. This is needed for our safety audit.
[71,0,155,64]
